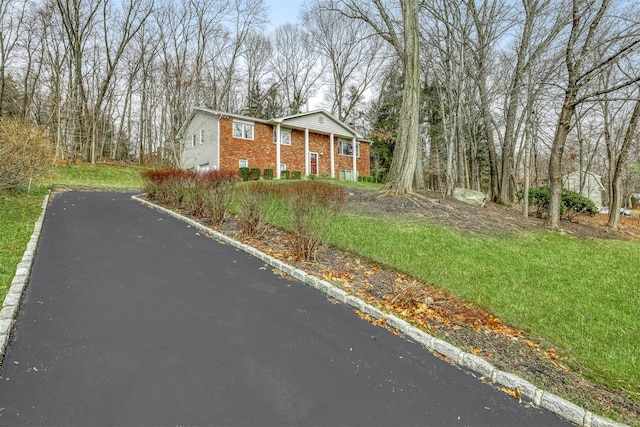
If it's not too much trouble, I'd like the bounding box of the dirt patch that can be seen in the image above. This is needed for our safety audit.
[344,187,640,242]
[165,188,639,425]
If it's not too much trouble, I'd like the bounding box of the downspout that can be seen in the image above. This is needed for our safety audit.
[305,128,309,176]
[352,136,357,181]
[330,134,335,178]
[216,117,221,170]
[276,122,281,179]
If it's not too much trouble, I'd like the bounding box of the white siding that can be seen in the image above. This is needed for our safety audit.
[181,111,220,170]
[564,172,604,207]
[281,112,354,137]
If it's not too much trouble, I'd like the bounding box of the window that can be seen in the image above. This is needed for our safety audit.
[191,134,196,148]
[340,169,354,181]
[233,120,254,139]
[199,129,204,145]
[239,159,248,168]
[273,128,291,145]
[280,163,287,171]
[338,140,359,157]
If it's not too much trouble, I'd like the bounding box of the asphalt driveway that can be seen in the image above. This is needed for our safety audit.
[0,191,569,426]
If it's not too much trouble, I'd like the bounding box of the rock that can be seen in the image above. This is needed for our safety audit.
[453,188,487,207]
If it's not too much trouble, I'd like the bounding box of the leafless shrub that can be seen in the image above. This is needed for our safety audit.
[0,118,53,191]
[199,169,240,226]
[284,181,346,261]
[235,181,277,237]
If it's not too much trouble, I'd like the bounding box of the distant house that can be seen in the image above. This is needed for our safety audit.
[563,171,606,207]
[179,108,370,181]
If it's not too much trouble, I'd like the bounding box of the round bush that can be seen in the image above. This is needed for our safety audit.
[0,118,53,190]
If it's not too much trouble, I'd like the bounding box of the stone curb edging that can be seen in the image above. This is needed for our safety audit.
[131,195,623,427]
[0,194,50,365]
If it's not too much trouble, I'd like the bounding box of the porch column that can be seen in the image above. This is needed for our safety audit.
[352,136,357,181]
[330,133,335,178]
[276,123,281,179]
[304,128,309,176]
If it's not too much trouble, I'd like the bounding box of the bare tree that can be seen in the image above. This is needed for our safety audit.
[89,0,154,163]
[332,0,420,193]
[0,0,25,116]
[270,23,323,114]
[602,86,640,228]
[241,33,273,117]
[302,0,388,122]
[190,0,229,107]
[155,0,198,164]
[216,0,265,112]
[16,7,46,121]
[495,0,567,206]
[55,0,105,162]
[547,0,640,229]
[462,0,506,199]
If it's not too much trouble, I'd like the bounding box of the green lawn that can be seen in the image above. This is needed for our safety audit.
[248,181,639,398]
[41,163,145,189]
[327,213,640,395]
[0,188,48,302]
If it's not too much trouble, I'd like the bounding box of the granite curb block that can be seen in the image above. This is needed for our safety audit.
[0,194,50,363]
[132,195,627,427]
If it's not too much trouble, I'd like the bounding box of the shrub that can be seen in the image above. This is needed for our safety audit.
[283,181,346,261]
[181,172,207,216]
[143,168,240,225]
[263,169,274,180]
[199,169,240,226]
[291,171,302,180]
[239,167,250,181]
[562,189,597,219]
[517,186,597,219]
[235,181,276,237]
[516,186,555,218]
[248,168,261,181]
[0,118,53,191]
[143,169,197,206]
[281,170,290,180]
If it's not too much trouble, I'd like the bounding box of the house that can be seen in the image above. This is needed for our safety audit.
[179,108,370,181]
[563,170,606,207]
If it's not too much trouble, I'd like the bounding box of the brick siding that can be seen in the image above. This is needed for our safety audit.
[218,116,370,178]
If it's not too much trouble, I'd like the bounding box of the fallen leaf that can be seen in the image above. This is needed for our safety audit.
[500,387,522,402]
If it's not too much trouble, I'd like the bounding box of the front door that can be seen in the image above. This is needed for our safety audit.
[309,152,318,175]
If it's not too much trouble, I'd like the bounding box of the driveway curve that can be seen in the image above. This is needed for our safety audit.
[0,191,569,426]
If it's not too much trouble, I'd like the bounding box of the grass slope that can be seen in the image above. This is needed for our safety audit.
[41,163,145,189]
[0,189,48,301]
[327,213,639,394]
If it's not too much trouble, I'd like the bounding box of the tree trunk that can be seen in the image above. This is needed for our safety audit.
[547,92,576,229]
[383,0,420,195]
[476,72,499,200]
[607,94,640,228]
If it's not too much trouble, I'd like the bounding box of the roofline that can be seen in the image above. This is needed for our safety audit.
[192,107,271,124]
[180,107,368,141]
[564,170,606,190]
[269,109,364,139]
